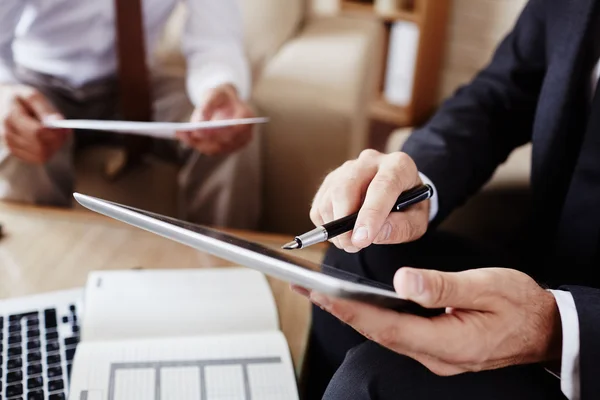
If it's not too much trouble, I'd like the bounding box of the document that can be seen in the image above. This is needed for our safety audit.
[68,268,300,400]
[43,117,269,138]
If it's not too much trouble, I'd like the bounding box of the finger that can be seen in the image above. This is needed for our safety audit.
[17,90,60,121]
[176,131,195,147]
[7,102,42,139]
[352,153,418,248]
[373,202,429,244]
[309,292,453,356]
[200,90,229,120]
[393,267,503,310]
[5,124,45,163]
[331,160,378,252]
[310,173,335,227]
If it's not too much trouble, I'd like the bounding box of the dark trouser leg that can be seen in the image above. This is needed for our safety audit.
[302,230,519,399]
[324,341,565,400]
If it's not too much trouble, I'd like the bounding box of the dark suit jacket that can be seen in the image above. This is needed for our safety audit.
[402,0,600,397]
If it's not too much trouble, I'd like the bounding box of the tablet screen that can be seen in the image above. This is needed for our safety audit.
[117,203,396,292]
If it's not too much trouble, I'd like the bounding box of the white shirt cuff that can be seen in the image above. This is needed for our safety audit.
[418,172,438,222]
[186,63,251,107]
[549,289,581,400]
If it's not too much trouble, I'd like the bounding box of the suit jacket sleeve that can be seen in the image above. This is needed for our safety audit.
[402,0,547,223]
[560,285,600,399]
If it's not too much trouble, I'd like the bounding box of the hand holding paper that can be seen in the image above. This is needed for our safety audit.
[177,83,257,155]
[2,84,71,164]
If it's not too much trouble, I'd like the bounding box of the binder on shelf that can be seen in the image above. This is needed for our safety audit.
[383,20,420,107]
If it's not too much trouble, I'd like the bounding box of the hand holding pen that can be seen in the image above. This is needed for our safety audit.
[285,151,433,252]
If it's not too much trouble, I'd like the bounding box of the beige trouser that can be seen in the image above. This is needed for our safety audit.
[0,67,261,229]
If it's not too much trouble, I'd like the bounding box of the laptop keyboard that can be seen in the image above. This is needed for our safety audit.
[1,304,80,400]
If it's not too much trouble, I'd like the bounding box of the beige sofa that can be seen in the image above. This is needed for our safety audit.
[386,127,532,249]
[75,1,384,235]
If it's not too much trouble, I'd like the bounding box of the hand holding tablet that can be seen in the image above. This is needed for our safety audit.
[73,193,443,317]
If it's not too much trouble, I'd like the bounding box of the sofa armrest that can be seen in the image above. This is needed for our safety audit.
[254,16,384,233]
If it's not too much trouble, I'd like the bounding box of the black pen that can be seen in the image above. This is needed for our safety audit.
[282,184,434,250]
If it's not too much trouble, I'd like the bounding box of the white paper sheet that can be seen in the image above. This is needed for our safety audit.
[81,268,280,342]
[43,117,269,138]
[69,331,299,400]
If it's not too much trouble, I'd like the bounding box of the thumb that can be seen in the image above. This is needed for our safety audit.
[19,91,61,121]
[393,267,493,310]
[200,89,228,121]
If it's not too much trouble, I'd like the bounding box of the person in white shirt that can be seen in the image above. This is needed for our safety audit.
[0,0,260,229]
[299,0,600,399]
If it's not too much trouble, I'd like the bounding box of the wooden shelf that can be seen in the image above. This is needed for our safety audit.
[341,2,420,23]
[369,98,411,126]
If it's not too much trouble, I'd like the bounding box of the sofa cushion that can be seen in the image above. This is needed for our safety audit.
[154,0,305,80]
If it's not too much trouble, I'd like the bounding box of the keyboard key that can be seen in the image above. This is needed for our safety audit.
[0,343,2,352]
[65,348,76,361]
[8,323,21,333]
[9,314,21,322]
[50,394,65,400]
[64,336,79,346]
[8,334,22,345]
[72,325,79,333]
[7,357,22,369]
[27,352,41,363]
[47,354,61,366]
[27,390,43,400]
[46,331,58,340]
[61,316,69,324]
[46,341,60,353]
[27,377,43,390]
[44,309,57,329]
[7,370,23,383]
[47,366,62,378]
[5,383,23,397]
[27,340,40,351]
[27,329,40,339]
[69,304,76,312]
[67,363,72,378]
[27,364,42,376]
[8,347,22,356]
[48,379,64,391]
[0,315,4,327]
[26,318,39,328]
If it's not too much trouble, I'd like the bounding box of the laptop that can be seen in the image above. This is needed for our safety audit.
[1,289,83,400]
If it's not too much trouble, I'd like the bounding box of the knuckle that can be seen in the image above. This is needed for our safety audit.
[372,326,398,348]
[392,219,414,243]
[432,273,451,306]
[358,148,380,161]
[330,303,356,325]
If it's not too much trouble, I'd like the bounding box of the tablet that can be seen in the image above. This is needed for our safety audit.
[73,193,442,317]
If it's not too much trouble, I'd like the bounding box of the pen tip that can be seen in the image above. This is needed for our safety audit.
[282,240,300,250]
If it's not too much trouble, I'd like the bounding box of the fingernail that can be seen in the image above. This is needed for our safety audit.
[310,293,330,309]
[44,113,62,121]
[291,285,311,297]
[353,227,368,242]
[345,246,360,253]
[375,223,392,242]
[406,270,424,296]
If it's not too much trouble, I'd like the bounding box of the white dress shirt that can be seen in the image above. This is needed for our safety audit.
[0,0,251,105]
[419,58,600,400]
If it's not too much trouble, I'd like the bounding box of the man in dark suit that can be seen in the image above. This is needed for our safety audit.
[297,0,600,398]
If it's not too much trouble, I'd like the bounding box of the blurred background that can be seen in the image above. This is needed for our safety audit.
[75,0,529,250]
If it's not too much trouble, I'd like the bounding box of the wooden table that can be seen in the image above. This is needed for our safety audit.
[0,201,327,375]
